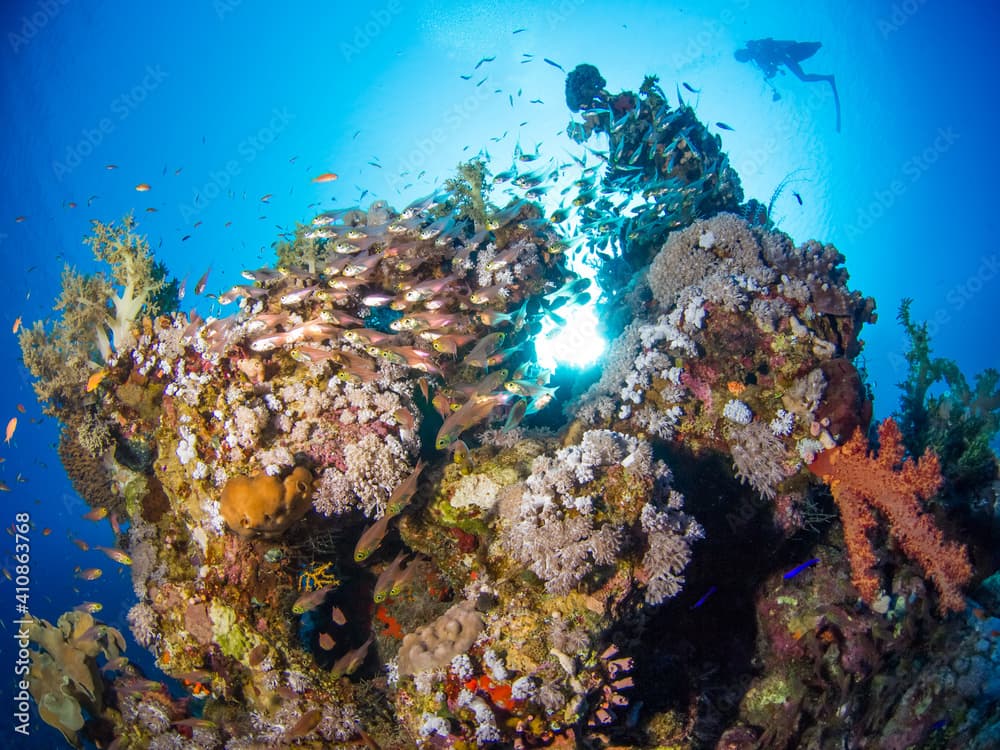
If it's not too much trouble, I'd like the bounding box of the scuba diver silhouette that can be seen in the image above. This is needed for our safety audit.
[734,38,841,132]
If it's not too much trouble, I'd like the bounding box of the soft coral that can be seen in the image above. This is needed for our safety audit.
[84,212,165,356]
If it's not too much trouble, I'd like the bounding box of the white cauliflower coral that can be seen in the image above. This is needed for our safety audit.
[84,212,165,358]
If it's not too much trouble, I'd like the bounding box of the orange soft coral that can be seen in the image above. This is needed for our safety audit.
[808,418,972,614]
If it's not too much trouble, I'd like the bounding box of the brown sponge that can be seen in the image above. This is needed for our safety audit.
[220,466,314,538]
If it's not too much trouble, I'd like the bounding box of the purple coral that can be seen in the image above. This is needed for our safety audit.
[729,420,793,500]
[639,500,704,605]
[502,430,701,602]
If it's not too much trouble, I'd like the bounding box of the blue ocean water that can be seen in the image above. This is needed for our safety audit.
[0,1,996,746]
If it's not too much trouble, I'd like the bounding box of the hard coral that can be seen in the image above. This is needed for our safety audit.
[220,466,314,538]
[397,599,484,676]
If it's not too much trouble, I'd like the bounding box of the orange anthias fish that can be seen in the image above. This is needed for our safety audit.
[4,417,16,444]
[312,172,338,183]
[82,507,109,522]
[75,567,103,581]
[86,369,109,393]
[12,316,21,334]
[134,183,151,192]
[318,632,336,651]
[95,545,133,566]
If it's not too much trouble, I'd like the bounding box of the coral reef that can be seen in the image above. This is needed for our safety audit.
[572,212,875,529]
[19,65,997,749]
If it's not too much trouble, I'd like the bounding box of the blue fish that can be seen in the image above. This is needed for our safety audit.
[682,82,701,93]
[783,558,820,579]
[543,58,564,71]
[793,191,803,205]
[715,121,735,131]
[689,586,717,610]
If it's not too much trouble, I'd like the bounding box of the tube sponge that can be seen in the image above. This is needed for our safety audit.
[220,466,313,538]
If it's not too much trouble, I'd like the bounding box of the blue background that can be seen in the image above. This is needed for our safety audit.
[0,1,996,746]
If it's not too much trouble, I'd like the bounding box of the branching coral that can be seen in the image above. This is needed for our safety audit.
[809,418,973,614]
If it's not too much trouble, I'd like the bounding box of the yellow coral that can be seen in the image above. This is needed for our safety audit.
[220,466,314,538]
[298,561,340,591]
